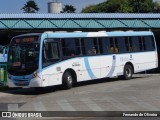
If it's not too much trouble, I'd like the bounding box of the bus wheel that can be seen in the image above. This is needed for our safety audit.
[124,64,133,80]
[62,71,73,89]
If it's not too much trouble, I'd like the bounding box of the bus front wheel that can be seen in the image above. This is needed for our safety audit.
[123,64,133,80]
[62,71,73,89]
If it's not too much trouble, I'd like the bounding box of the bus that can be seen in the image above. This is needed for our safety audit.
[7,31,158,89]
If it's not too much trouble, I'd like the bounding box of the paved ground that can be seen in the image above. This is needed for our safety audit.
[0,74,160,120]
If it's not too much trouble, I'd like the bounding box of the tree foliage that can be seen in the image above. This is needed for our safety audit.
[81,0,160,13]
[62,5,76,13]
[22,0,39,13]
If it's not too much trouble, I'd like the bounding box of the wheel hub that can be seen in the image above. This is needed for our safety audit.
[67,76,72,84]
[126,69,131,77]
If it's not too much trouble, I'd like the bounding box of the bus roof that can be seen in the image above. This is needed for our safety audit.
[12,31,153,39]
[44,31,154,38]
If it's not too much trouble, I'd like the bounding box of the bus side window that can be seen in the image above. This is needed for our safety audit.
[114,47,118,53]
[82,38,98,55]
[110,47,114,53]
[110,47,118,53]
[62,38,81,57]
[131,36,140,52]
[92,47,96,54]
[117,37,128,53]
[114,38,119,53]
[144,36,155,51]
[109,38,114,53]
[42,41,60,67]
[98,37,110,54]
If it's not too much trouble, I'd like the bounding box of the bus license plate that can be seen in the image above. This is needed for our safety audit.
[18,81,25,85]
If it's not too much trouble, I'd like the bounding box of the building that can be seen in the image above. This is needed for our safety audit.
[48,1,62,13]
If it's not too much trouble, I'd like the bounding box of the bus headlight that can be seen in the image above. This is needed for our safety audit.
[32,71,37,78]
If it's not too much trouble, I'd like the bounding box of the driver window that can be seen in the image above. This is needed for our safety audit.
[43,42,60,67]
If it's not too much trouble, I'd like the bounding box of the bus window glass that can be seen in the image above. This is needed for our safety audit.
[131,36,140,52]
[62,38,80,56]
[81,38,98,55]
[116,37,127,53]
[109,37,116,53]
[45,42,60,60]
[114,38,118,53]
[7,36,40,76]
[124,37,130,52]
[144,36,155,51]
[139,37,145,51]
[43,42,60,67]
[99,37,110,54]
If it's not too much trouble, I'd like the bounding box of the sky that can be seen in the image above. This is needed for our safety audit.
[0,0,106,13]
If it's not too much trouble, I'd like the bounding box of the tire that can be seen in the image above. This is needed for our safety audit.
[62,71,73,89]
[123,64,133,80]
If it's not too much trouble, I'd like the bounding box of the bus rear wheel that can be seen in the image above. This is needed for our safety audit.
[62,71,73,89]
[123,64,133,80]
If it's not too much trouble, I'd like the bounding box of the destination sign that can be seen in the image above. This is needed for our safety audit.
[13,36,39,44]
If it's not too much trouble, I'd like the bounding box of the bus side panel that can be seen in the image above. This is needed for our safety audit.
[60,58,83,82]
[115,54,130,76]
[100,51,157,79]
[41,65,62,87]
[80,57,101,81]
[100,55,118,78]
[132,52,158,73]
[41,58,83,86]
[29,73,42,87]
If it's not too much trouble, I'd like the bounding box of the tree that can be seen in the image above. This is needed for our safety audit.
[130,0,156,13]
[22,0,39,13]
[81,0,133,13]
[62,5,76,13]
[81,5,98,13]
[81,0,160,13]
[153,2,160,13]
[104,0,133,13]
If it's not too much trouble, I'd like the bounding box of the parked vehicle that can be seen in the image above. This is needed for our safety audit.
[7,31,158,89]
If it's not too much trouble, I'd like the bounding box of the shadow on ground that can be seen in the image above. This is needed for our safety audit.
[0,76,143,95]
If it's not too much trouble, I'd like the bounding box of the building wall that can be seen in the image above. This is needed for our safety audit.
[48,2,62,13]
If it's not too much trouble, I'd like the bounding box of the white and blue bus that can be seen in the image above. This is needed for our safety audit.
[7,31,158,89]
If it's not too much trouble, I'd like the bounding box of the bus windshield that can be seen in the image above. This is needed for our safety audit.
[7,36,40,76]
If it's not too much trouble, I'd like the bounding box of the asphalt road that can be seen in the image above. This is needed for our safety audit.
[0,74,160,119]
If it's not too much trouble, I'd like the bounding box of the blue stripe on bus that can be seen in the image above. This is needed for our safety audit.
[84,57,96,79]
[84,55,117,79]
[106,55,116,77]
